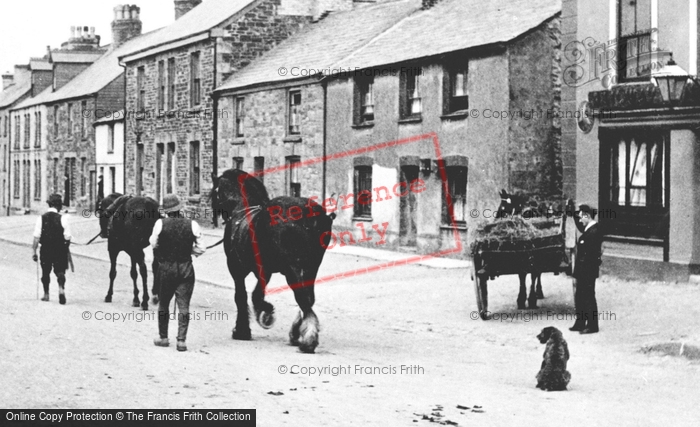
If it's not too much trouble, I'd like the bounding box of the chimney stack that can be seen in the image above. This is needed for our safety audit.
[112,4,143,46]
[2,73,13,90]
[174,0,202,20]
[422,0,441,9]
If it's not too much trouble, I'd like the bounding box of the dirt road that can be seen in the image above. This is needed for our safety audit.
[1,239,699,426]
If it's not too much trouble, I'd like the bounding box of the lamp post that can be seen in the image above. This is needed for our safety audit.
[651,56,690,104]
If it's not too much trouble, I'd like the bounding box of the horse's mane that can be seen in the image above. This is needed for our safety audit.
[105,195,132,216]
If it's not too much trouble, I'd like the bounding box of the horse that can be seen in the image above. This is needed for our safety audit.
[210,169,336,353]
[497,189,546,309]
[100,194,161,310]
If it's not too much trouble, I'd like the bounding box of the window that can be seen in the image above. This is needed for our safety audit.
[3,116,6,137]
[601,131,668,241]
[53,106,59,136]
[233,156,244,170]
[13,160,19,198]
[288,90,301,135]
[167,58,176,110]
[190,141,200,195]
[353,165,372,218]
[14,115,20,149]
[35,112,41,148]
[354,76,374,124]
[400,68,422,118]
[136,142,144,195]
[107,124,115,153]
[617,0,653,81]
[110,167,116,194]
[444,65,469,114]
[156,143,164,201]
[166,142,175,194]
[137,66,145,110]
[52,158,58,193]
[254,156,264,183]
[442,164,468,225]
[286,155,301,197]
[67,103,73,136]
[80,157,87,196]
[81,100,88,137]
[190,52,201,107]
[235,97,245,137]
[158,60,165,111]
[23,114,30,148]
[34,160,41,200]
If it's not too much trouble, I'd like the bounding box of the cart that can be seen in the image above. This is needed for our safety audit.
[470,213,576,320]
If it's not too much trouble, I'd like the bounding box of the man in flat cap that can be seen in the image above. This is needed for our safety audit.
[150,194,205,351]
[570,204,603,334]
[32,194,72,304]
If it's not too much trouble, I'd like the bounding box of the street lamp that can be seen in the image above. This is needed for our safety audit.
[651,56,691,104]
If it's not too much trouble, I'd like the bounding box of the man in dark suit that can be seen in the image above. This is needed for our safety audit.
[569,204,603,334]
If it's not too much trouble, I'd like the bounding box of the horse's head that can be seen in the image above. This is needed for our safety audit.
[211,169,270,224]
[98,192,124,238]
[497,189,525,218]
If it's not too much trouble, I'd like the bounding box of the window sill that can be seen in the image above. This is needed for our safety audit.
[398,116,422,124]
[231,138,245,145]
[283,136,302,143]
[441,110,470,120]
[352,121,374,129]
[353,216,373,222]
[440,224,467,231]
[187,196,201,204]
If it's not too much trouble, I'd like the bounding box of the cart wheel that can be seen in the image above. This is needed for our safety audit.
[472,258,489,320]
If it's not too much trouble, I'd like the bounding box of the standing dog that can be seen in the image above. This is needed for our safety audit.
[536,326,571,391]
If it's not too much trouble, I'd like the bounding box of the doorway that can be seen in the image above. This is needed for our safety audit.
[399,165,418,247]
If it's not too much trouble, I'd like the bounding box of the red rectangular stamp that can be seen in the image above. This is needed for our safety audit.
[230,132,461,295]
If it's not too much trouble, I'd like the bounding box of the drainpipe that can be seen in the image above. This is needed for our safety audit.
[321,76,329,202]
[119,61,127,195]
[6,112,11,216]
[211,36,219,227]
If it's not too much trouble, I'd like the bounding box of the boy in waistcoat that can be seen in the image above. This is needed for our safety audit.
[32,194,72,304]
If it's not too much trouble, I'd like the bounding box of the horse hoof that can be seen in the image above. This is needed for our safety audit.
[536,292,545,299]
[152,295,159,305]
[232,328,252,341]
[257,310,275,329]
[141,301,149,311]
[104,296,112,303]
[132,300,140,308]
[528,303,538,309]
[298,343,317,354]
[517,304,527,310]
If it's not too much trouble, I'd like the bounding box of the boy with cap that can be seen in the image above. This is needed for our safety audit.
[570,204,603,334]
[32,194,72,304]
[150,194,206,351]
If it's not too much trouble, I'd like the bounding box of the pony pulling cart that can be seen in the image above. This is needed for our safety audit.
[469,197,576,320]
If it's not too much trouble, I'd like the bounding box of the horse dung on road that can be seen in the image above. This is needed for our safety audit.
[99,194,161,310]
[211,169,336,353]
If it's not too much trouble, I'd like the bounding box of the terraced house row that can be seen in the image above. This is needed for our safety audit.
[1,0,563,261]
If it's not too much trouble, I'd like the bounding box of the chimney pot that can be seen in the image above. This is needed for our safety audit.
[70,26,75,38]
[112,4,143,46]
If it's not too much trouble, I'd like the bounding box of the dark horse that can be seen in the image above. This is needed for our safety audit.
[100,194,161,310]
[211,169,336,353]
[497,189,546,309]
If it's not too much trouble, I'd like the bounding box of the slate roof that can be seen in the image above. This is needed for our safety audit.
[0,76,31,108]
[28,59,52,71]
[215,0,421,92]
[13,29,163,110]
[216,0,560,92]
[51,51,106,63]
[119,0,255,60]
[345,0,561,70]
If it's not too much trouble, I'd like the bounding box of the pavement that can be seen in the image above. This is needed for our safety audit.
[0,212,469,290]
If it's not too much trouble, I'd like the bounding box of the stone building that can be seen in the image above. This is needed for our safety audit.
[8,28,106,214]
[120,0,346,215]
[562,0,700,280]
[214,0,419,200]
[0,65,33,216]
[215,0,562,257]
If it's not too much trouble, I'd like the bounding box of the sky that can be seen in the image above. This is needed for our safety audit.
[0,0,176,76]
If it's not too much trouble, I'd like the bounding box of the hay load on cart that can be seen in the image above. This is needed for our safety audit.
[468,210,574,320]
